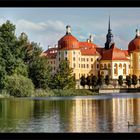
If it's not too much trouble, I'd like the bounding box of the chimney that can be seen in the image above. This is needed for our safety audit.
[136,29,140,38]
[55,44,58,48]
[48,45,50,49]
[89,34,93,43]
[87,39,90,43]
[66,25,71,34]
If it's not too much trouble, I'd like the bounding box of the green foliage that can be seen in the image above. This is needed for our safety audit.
[132,75,138,87]
[29,55,52,89]
[4,74,34,97]
[126,75,132,88]
[91,75,98,88]
[34,88,55,97]
[53,89,94,96]
[86,75,92,89]
[105,75,110,86]
[98,75,104,87]
[118,75,123,87]
[50,60,76,90]
[0,66,7,89]
[80,75,86,88]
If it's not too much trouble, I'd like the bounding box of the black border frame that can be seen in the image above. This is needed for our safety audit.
[0,0,140,139]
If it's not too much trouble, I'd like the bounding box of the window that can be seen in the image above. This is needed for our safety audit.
[104,64,107,69]
[83,58,85,61]
[54,61,55,64]
[91,64,93,68]
[54,67,55,70]
[73,57,75,61]
[59,58,60,61]
[87,64,89,68]
[97,64,99,69]
[73,51,75,55]
[79,58,80,61]
[87,58,89,61]
[73,63,76,68]
[84,64,85,68]
[114,63,118,75]
[81,64,83,68]
[119,63,122,69]
[100,64,103,69]
[91,58,93,61]
[108,63,111,69]
[123,64,126,75]
[65,57,67,61]
[79,73,80,78]
[79,64,80,68]
[59,52,60,55]
[65,51,67,55]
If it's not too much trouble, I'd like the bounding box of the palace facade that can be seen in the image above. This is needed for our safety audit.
[41,19,140,81]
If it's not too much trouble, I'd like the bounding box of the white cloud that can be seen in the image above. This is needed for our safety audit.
[14,19,66,50]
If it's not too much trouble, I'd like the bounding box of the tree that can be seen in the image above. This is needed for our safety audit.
[86,75,92,89]
[118,75,123,87]
[29,56,52,89]
[91,75,98,89]
[126,75,132,88]
[132,75,138,88]
[80,75,86,89]
[50,60,76,90]
[4,74,34,97]
[98,75,104,88]
[0,20,28,77]
[105,75,110,86]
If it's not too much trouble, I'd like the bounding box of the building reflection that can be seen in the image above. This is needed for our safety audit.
[63,97,140,132]
[0,97,140,132]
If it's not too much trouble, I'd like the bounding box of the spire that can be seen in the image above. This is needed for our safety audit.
[105,15,114,50]
[108,15,111,31]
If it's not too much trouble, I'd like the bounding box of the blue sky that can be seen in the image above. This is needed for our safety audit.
[0,8,139,50]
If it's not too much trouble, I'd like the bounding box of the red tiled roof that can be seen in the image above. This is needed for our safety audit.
[79,42,98,48]
[128,37,140,52]
[58,34,79,50]
[80,47,98,55]
[122,50,129,56]
[42,47,58,59]
[96,48,104,56]
[101,44,129,60]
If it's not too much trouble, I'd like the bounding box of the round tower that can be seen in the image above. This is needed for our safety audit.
[128,29,140,78]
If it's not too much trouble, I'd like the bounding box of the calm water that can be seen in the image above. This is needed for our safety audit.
[0,93,140,132]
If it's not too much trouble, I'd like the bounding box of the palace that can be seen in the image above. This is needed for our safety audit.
[41,18,140,83]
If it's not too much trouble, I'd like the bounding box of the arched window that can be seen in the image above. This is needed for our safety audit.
[108,63,111,69]
[123,64,126,75]
[119,63,122,69]
[114,63,118,75]
[104,64,107,69]
[100,64,103,69]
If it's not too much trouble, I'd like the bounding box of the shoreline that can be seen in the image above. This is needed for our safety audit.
[1,91,140,99]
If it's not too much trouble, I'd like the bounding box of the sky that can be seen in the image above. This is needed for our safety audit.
[0,8,140,50]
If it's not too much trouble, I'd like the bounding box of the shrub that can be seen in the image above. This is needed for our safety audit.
[52,89,94,96]
[118,75,123,87]
[4,74,34,97]
[34,88,55,97]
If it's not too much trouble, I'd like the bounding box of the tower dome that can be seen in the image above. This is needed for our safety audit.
[128,29,140,52]
[58,25,79,50]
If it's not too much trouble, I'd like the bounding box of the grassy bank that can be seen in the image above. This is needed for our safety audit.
[0,88,97,97]
[33,89,96,97]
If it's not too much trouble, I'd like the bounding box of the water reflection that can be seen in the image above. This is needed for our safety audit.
[0,97,140,132]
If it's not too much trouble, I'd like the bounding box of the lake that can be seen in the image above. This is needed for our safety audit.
[0,93,140,133]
